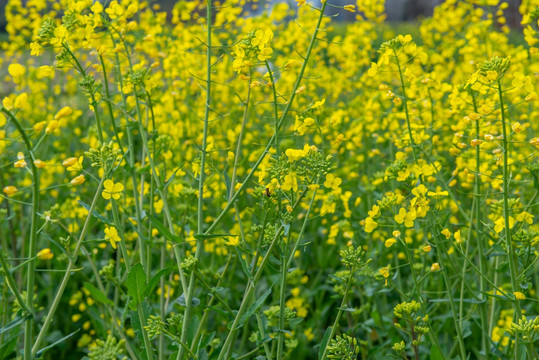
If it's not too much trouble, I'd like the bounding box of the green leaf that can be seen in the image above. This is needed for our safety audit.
[127,263,147,310]
[147,215,181,243]
[235,285,273,330]
[0,313,32,335]
[145,267,173,297]
[194,233,238,241]
[78,200,114,225]
[318,326,332,360]
[0,335,18,359]
[35,329,80,358]
[235,247,252,281]
[429,345,444,360]
[84,282,113,306]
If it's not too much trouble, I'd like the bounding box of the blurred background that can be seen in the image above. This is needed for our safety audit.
[0,0,526,35]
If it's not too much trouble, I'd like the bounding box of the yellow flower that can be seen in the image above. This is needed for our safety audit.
[324,173,342,190]
[364,217,378,233]
[66,156,83,172]
[295,0,306,6]
[441,228,451,239]
[3,186,18,196]
[71,175,86,185]
[14,152,27,168]
[102,179,124,200]
[385,238,396,248]
[494,216,514,233]
[8,63,26,79]
[45,120,59,134]
[513,292,526,301]
[62,157,78,168]
[104,226,121,249]
[344,5,356,12]
[525,92,537,102]
[258,47,273,61]
[368,205,380,218]
[282,174,298,192]
[30,42,44,56]
[394,208,416,228]
[511,122,522,133]
[34,159,46,168]
[37,248,54,260]
[423,245,431,252]
[54,106,73,120]
[379,266,390,286]
[516,211,533,224]
[368,62,378,77]
[430,263,440,272]
[454,230,462,244]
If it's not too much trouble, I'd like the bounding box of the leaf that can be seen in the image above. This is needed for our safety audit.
[235,247,252,280]
[318,326,332,360]
[127,263,147,310]
[187,315,200,344]
[235,285,273,330]
[145,267,173,297]
[84,282,113,306]
[429,345,444,360]
[198,332,215,352]
[194,233,237,241]
[147,215,181,243]
[35,329,80,358]
[430,298,486,304]
[175,294,200,307]
[0,335,18,359]
[0,313,32,335]
[77,200,113,225]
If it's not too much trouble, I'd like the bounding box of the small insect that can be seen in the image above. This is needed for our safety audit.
[265,188,271,197]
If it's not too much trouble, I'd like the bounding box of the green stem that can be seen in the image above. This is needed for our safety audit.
[393,48,417,163]
[178,1,212,359]
[31,177,105,356]
[320,269,354,360]
[497,80,522,359]
[1,108,40,360]
[0,247,33,315]
[202,0,327,238]
[472,93,490,359]
[432,230,466,360]
[216,189,309,360]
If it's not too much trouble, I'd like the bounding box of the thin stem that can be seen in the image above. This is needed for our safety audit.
[31,177,105,356]
[320,269,354,360]
[472,92,490,359]
[393,48,417,163]
[1,108,40,360]
[497,80,522,359]
[178,1,212,359]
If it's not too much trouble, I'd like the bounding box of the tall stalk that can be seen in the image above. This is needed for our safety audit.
[497,80,522,359]
[177,1,212,359]
[31,177,104,356]
[471,93,490,359]
[1,109,39,360]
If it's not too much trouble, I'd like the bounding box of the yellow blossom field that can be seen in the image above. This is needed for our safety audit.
[0,0,539,359]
